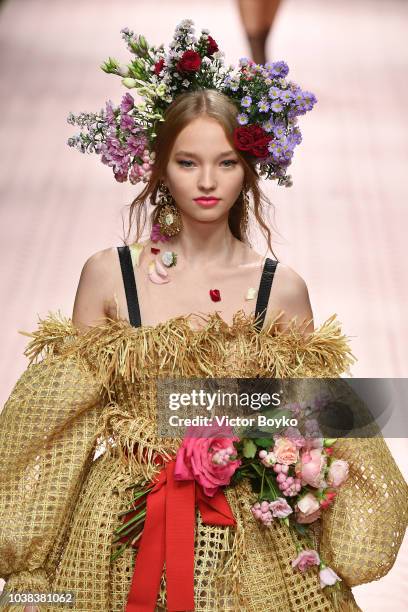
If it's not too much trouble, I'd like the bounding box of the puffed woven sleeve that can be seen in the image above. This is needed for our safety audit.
[320,436,408,586]
[0,353,103,601]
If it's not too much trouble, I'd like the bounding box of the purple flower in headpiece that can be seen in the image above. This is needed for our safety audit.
[105,100,116,126]
[271,100,283,113]
[120,114,135,131]
[302,91,317,111]
[287,128,302,146]
[237,113,249,125]
[269,61,289,78]
[262,119,275,133]
[114,168,129,182]
[239,57,250,68]
[121,93,134,113]
[100,133,132,182]
[273,121,286,139]
[293,89,317,115]
[241,95,252,108]
[257,99,270,113]
[280,89,294,104]
[127,133,147,156]
[268,86,281,100]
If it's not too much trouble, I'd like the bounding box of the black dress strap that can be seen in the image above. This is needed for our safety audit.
[254,258,278,332]
[117,246,142,327]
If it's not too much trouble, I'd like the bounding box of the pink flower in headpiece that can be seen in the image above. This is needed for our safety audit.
[174,425,241,497]
[114,168,128,183]
[127,133,147,156]
[120,93,134,113]
[121,114,135,131]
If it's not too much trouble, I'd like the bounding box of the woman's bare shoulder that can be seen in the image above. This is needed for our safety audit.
[72,247,122,332]
[265,262,314,334]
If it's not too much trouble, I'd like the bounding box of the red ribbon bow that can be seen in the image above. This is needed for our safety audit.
[125,458,236,611]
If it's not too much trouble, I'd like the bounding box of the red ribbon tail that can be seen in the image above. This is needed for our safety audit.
[166,460,196,611]
[125,474,166,611]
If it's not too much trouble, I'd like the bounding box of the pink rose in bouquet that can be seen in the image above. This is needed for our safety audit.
[273,437,299,465]
[295,492,321,524]
[327,459,349,487]
[319,566,341,588]
[298,448,327,488]
[291,549,320,573]
[174,425,241,497]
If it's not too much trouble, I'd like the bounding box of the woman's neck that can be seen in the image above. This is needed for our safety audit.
[166,219,241,269]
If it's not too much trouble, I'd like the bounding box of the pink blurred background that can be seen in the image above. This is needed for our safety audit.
[0,0,407,608]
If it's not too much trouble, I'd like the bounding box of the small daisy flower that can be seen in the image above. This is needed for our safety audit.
[262,119,275,133]
[280,89,294,104]
[237,113,249,125]
[268,86,281,100]
[258,99,270,113]
[271,100,283,113]
[241,95,252,108]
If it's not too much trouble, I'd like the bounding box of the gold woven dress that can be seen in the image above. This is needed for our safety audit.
[0,255,407,611]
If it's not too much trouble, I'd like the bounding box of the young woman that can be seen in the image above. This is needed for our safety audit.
[1,22,407,612]
[72,92,313,337]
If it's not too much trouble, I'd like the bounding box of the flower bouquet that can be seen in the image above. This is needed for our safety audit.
[112,399,348,591]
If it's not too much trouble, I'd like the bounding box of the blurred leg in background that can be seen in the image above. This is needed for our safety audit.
[237,0,282,64]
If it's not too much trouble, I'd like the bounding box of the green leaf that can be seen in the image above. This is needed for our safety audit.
[243,439,257,458]
[254,438,273,447]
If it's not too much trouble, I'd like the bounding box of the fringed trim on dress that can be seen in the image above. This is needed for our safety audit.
[21,310,356,388]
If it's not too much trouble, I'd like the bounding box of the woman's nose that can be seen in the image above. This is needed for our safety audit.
[197,165,217,191]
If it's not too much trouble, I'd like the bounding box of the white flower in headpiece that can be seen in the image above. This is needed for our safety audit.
[213,51,225,61]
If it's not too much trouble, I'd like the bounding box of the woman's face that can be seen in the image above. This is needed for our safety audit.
[164,115,245,222]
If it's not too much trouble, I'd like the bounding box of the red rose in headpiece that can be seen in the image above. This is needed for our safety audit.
[206,36,219,56]
[234,124,271,158]
[177,50,202,73]
[154,59,165,76]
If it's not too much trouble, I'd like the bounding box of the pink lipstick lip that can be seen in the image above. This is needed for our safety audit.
[194,197,220,207]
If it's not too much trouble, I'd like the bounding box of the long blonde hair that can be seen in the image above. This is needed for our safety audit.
[124,89,279,258]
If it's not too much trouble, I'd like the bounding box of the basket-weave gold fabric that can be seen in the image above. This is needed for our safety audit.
[0,311,407,611]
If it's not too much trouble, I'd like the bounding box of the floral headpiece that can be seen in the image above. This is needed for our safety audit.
[67,20,317,187]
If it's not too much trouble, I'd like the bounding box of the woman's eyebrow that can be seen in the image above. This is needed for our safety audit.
[174,150,237,158]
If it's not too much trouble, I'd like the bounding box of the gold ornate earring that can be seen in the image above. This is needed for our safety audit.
[241,188,250,234]
[157,183,182,237]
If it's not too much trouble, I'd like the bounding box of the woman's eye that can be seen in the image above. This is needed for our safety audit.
[176,159,238,168]
[221,159,238,167]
